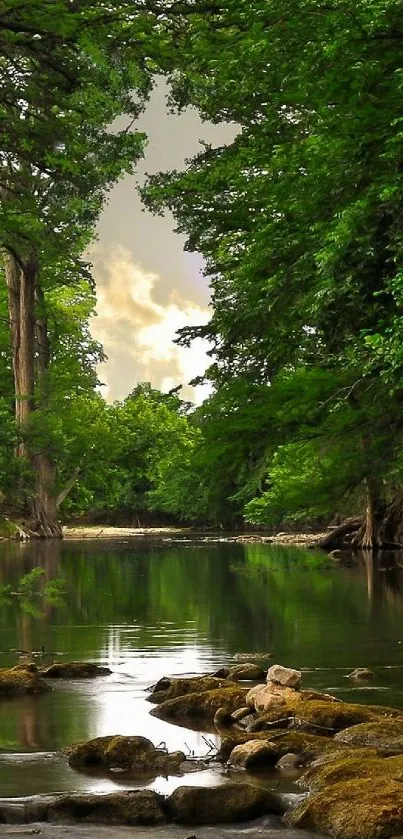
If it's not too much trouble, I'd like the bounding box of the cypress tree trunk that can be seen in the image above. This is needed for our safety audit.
[3,251,62,537]
[4,251,35,450]
[354,476,385,549]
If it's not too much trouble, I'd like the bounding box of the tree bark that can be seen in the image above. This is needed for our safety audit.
[4,251,35,454]
[3,251,63,537]
[353,476,385,549]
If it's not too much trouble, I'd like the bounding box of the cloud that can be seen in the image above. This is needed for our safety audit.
[89,245,212,405]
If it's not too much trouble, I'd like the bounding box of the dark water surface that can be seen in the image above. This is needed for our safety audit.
[0,537,403,801]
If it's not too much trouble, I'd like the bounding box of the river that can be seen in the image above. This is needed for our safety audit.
[0,536,403,803]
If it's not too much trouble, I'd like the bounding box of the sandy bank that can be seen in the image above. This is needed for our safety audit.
[62,525,326,547]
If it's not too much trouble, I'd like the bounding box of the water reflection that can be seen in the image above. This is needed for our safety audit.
[0,539,403,796]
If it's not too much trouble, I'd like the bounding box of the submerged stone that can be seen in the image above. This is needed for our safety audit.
[39,662,111,678]
[347,667,374,680]
[226,664,266,682]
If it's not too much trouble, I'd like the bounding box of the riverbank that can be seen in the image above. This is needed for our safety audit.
[62,525,326,547]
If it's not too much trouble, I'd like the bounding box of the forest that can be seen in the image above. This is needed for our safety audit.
[1,0,403,548]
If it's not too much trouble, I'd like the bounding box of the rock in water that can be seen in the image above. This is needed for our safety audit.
[67,735,185,775]
[226,664,266,682]
[46,790,167,825]
[228,739,278,769]
[167,783,285,823]
[0,667,51,696]
[39,662,111,678]
[347,668,374,680]
[267,664,302,689]
[150,685,246,721]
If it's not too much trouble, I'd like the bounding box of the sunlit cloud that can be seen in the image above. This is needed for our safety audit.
[90,246,212,405]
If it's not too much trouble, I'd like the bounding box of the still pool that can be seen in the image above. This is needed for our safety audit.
[0,536,403,799]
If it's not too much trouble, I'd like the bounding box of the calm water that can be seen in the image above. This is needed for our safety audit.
[0,537,403,800]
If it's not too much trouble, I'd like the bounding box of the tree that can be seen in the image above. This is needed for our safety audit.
[142,0,403,546]
[0,1,174,534]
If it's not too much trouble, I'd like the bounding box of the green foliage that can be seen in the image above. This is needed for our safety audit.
[141,0,403,529]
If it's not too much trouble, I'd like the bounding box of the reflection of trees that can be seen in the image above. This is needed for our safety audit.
[1,537,403,670]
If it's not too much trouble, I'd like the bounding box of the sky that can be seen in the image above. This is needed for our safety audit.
[89,81,237,404]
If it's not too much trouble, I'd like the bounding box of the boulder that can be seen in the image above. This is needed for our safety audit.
[287,777,403,839]
[231,706,251,722]
[150,685,246,721]
[334,718,403,752]
[148,676,229,704]
[247,682,299,713]
[294,699,380,733]
[40,662,111,678]
[167,783,285,824]
[276,752,301,771]
[299,749,396,792]
[228,739,278,769]
[267,664,302,689]
[347,667,374,680]
[226,664,266,682]
[67,735,185,775]
[0,666,51,696]
[218,729,338,764]
[46,790,166,825]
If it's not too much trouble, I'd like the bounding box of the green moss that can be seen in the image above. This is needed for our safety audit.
[288,777,403,839]
[219,728,336,763]
[47,791,167,825]
[148,676,229,705]
[293,699,379,733]
[67,735,185,776]
[299,748,385,790]
[0,667,51,696]
[335,718,403,752]
[150,685,247,721]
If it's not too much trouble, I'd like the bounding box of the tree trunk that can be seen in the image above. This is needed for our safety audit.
[353,477,385,549]
[31,452,62,538]
[3,251,63,537]
[4,251,35,454]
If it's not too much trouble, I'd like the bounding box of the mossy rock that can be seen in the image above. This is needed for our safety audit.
[219,728,336,764]
[39,661,111,679]
[167,783,285,824]
[148,675,228,705]
[335,718,403,752]
[293,699,380,733]
[287,776,403,839]
[0,667,51,696]
[299,748,386,791]
[47,790,167,825]
[150,685,247,721]
[67,735,185,776]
